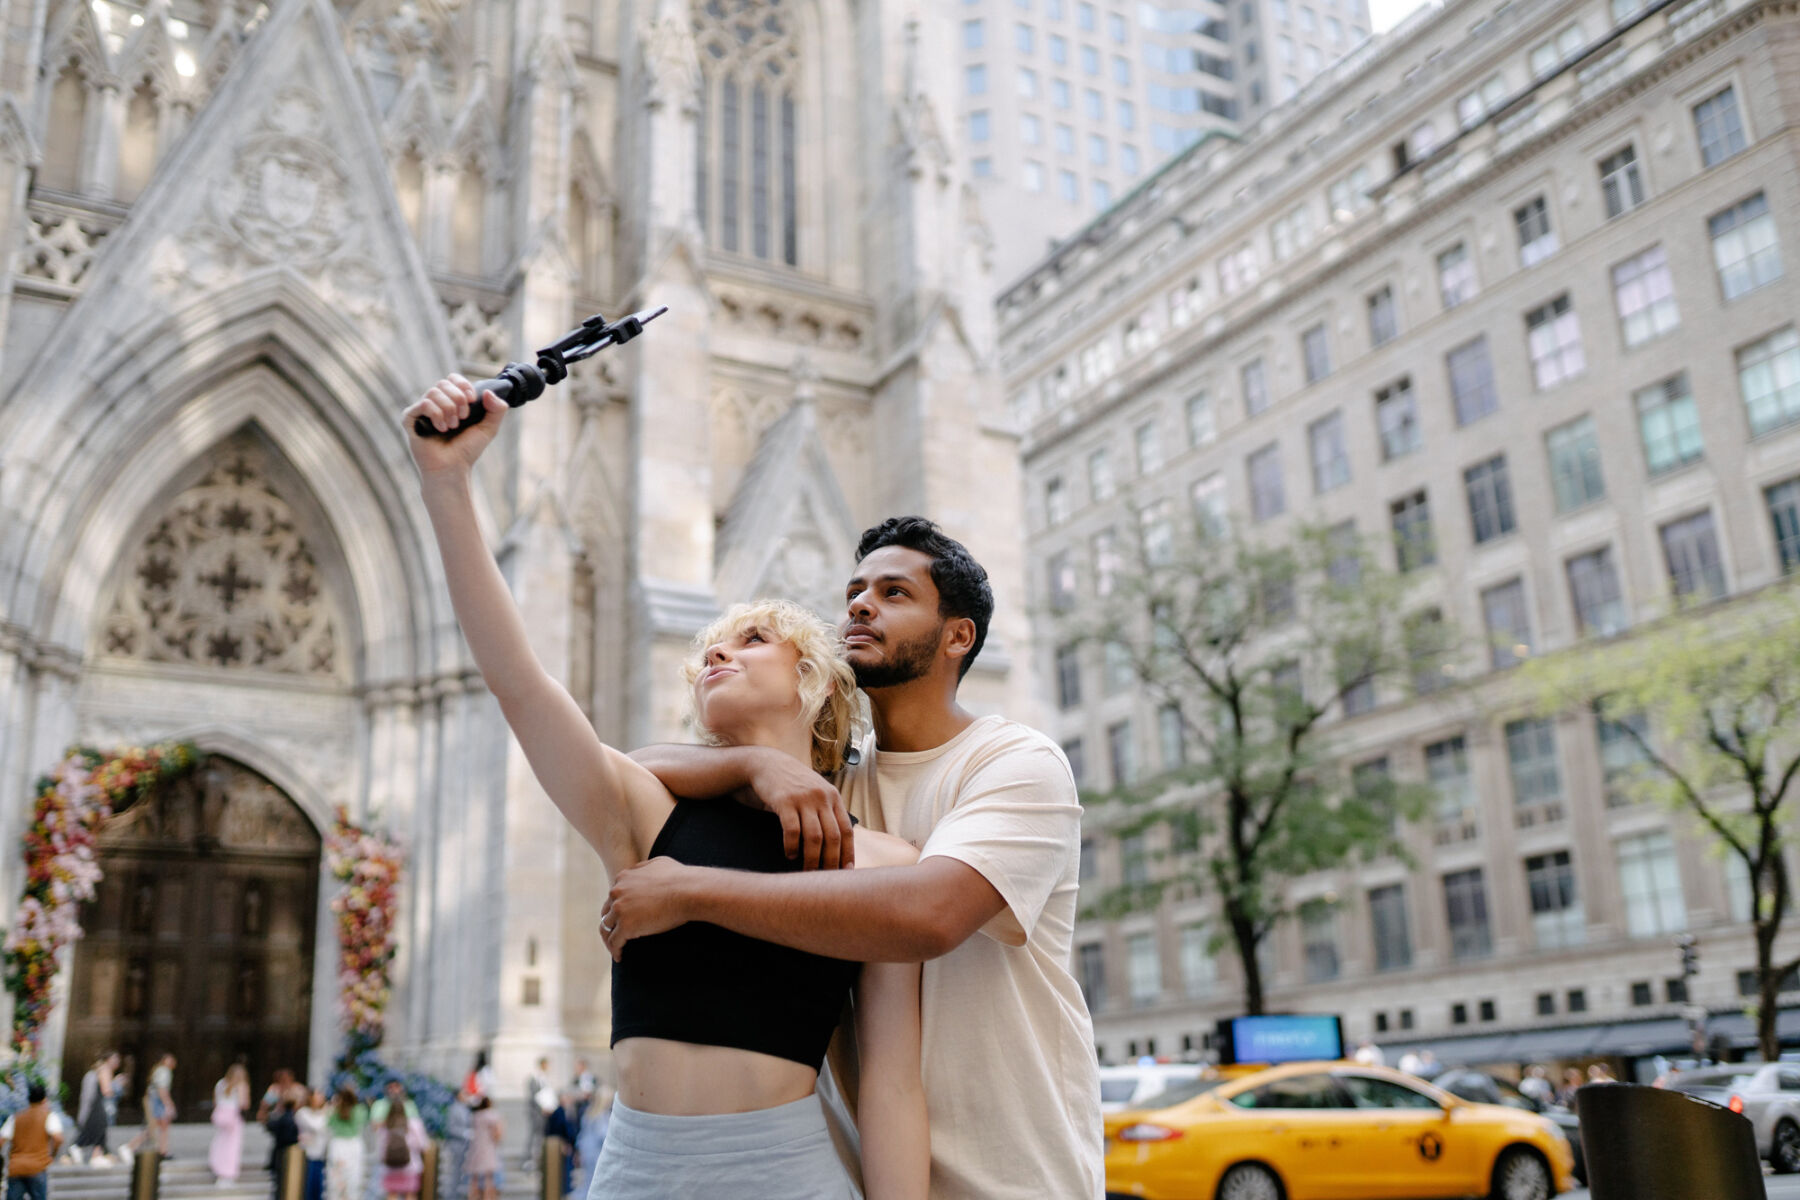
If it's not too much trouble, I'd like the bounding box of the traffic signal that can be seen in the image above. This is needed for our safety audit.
[1677,934,1699,977]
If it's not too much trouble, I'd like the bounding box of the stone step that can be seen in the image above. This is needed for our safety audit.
[48,1159,545,1200]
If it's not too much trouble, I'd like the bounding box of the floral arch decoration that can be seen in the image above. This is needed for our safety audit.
[327,807,405,1061]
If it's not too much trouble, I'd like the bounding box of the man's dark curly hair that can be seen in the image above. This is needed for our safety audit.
[855,516,993,680]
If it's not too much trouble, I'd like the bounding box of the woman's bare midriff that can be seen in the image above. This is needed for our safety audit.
[614,1038,820,1115]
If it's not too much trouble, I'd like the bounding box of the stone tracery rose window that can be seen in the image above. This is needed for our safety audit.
[693,0,800,266]
[100,432,344,677]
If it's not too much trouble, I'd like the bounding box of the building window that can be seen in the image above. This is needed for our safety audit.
[1302,906,1340,982]
[1127,932,1161,1005]
[1055,122,1075,154]
[1597,710,1651,805]
[1272,205,1313,261]
[1088,446,1115,501]
[1526,849,1584,949]
[1506,717,1563,814]
[1437,242,1478,308]
[1139,499,1173,566]
[1248,443,1285,521]
[1055,642,1082,709]
[1426,735,1476,826]
[1078,942,1106,1009]
[1081,44,1099,73]
[1049,33,1068,63]
[1301,323,1331,384]
[1329,166,1374,220]
[1618,831,1687,937]
[1390,491,1435,571]
[1158,704,1185,771]
[1016,21,1035,52]
[1546,416,1605,513]
[1457,75,1508,128]
[1369,884,1412,971]
[1531,22,1584,76]
[1660,510,1727,602]
[1186,392,1216,446]
[1180,924,1216,997]
[963,17,985,48]
[1367,286,1398,347]
[1452,1002,1469,1026]
[1092,528,1120,596]
[1078,837,1097,882]
[1444,868,1493,960]
[1636,375,1703,475]
[1023,160,1044,191]
[1121,145,1139,175]
[1515,196,1558,267]
[1482,577,1532,669]
[1064,737,1087,786]
[968,111,991,144]
[1241,358,1270,415]
[1693,86,1747,168]
[1087,132,1108,165]
[1567,546,1627,636]
[1046,551,1076,612]
[1108,720,1136,786]
[1308,411,1350,493]
[1613,246,1680,347]
[1375,379,1420,460]
[1710,193,1783,300]
[1191,474,1227,537]
[1220,245,1259,296]
[1599,146,1645,218]
[1045,476,1068,525]
[1447,337,1498,425]
[1465,455,1516,544]
[1525,295,1584,388]
[1770,478,1800,574]
[1052,78,1071,108]
[1059,170,1078,203]
[1103,641,1131,695]
[1537,992,1556,1016]
[1405,607,1449,694]
[1738,327,1800,436]
[1134,420,1161,474]
[1112,54,1130,85]
[1126,311,1158,357]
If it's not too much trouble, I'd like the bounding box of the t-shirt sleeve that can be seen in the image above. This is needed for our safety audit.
[918,739,1079,947]
[46,1113,64,1138]
[1,1116,14,1139]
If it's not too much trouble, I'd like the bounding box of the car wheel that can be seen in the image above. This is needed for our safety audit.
[1215,1162,1284,1200]
[1773,1119,1800,1174]
[1489,1146,1552,1200]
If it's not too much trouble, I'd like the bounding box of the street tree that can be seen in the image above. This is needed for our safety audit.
[1060,517,1438,1014]
[1522,583,1800,1062]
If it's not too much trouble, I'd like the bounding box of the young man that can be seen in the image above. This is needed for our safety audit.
[604,517,1102,1200]
[2,1084,64,1200]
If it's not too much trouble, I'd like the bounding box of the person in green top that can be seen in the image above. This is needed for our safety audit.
[324,1088,368,1200]
[367,1081,420,1125]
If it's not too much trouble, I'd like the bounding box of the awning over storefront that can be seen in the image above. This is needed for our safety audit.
[1379,1007,1800,1071]
[1585,1018,1691,1057]
[1505,1023,1608,1061]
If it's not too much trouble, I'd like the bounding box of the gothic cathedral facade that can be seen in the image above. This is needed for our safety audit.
[0,0,1027,1089]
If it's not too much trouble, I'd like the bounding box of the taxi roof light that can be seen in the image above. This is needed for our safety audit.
[1116,1123,1184,1142]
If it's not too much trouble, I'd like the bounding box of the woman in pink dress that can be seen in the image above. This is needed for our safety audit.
[378,1103,428,1200]
[208,1064,251,1183]
[463,1097,503,1200]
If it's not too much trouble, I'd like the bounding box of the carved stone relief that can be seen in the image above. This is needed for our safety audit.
[99,431,345,678]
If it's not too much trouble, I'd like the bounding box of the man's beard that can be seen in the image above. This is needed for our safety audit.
[851,625,941,689]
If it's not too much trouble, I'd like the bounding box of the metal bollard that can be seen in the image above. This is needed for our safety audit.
[128,1148,159,1200]
[281,1145,305,1200]
[540,1136,567,1200]
[419,1142,439,1200]
[1578,1082,1768,1200]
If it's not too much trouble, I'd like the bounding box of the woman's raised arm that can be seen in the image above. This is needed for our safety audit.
[405,377,672,879]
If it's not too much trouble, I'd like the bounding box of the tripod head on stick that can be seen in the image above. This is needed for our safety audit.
[413,306,667,440]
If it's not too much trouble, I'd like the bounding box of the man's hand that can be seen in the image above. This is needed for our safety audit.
[745,750,855,871]
[600,858,701,960]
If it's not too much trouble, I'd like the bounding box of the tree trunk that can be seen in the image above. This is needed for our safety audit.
[1227,901,1265,1015]
[1759,917,1781,1063]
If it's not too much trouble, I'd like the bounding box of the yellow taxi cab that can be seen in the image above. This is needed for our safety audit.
[1104,1060,1576,1200]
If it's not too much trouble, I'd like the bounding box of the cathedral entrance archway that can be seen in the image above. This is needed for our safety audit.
[62,756,321,1122]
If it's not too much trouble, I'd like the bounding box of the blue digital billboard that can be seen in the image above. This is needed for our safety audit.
[1217,1014,1345,1065]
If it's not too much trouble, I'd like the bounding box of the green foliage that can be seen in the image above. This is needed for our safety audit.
[1520,582,1800,1059]
[1062,518,1440,1011]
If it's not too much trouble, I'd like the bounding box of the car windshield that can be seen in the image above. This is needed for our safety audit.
[1100,1079,1141,1103]
[1671,1072,1754,1093]
[1136,1077,1227,1109]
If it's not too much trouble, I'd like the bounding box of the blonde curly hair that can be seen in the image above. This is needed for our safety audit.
[682,599,860,774]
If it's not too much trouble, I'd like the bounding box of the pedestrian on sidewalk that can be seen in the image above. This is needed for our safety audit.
[265,1088,301,1200]
[257,1072,296,1126]
[442,1092,471,1200]
[70,1052,120,1166]
[519,1060,551,1171]
[209,1063,251,1183]
[464,1097,502,1200]
[2,1084,65,1200]
[322,1089,366,1200]
[123,1054,177,1162]
[376,1102,426,1200]
[542,1095,576,1200]
[571,1089,609,1200]
[294,1090,328,1200]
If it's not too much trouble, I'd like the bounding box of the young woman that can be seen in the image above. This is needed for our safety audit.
[404,379,927,1200]
[323,1088,367,1200]
[208,1063,250,1182]
[294,1090,330,1200]
[378,1103,427,1200]
[463,1096,502,1200]
[70,1051,119,1165]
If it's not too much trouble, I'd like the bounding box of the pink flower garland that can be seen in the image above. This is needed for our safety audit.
[4,743,200,1052]
[326,807,404,1052]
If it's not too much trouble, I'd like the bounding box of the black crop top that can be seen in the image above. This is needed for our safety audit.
[609,798,860,1070]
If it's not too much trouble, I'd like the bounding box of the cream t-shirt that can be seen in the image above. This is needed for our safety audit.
[840,714,1103,1200]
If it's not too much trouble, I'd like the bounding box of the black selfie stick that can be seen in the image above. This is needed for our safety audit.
[414,305,667,440]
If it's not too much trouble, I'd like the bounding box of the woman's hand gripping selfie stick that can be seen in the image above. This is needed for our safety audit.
[413,306,668,440]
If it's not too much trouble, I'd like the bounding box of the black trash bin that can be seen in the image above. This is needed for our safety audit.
[1577,1082,1767,1200]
